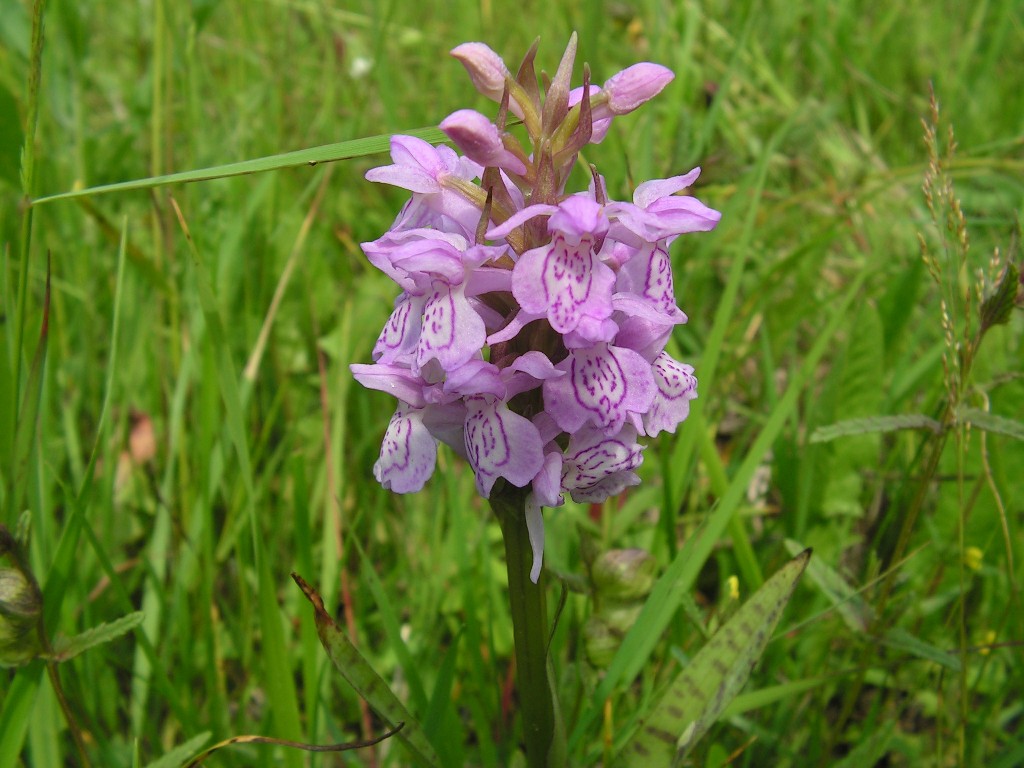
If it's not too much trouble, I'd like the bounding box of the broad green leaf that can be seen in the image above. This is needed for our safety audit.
[30,126,446,206]
[292,573,440,768]
[49,611,145,662]
[959,408,1024,441]
[619,549,810,767]
[810,414,943,443]
[784,538,872,631]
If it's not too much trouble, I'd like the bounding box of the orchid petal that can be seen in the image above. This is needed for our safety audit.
[643,353,698,436]
[525,501,546,583]
[544,343,655,435]
[464,397,544,497]
[373,405,437,493]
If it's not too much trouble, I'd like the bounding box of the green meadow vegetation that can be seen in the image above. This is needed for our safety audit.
[2,0,1022,765]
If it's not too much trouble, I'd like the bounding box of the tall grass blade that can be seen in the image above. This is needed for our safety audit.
[810,414,944,443]
[141,733,212,768]
[959,408,1024,441]
[31,127,446,206]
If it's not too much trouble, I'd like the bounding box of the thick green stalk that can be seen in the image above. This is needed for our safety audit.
[492,489,555,768]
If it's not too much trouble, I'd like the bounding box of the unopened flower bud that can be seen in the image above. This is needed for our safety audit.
[603,602,643,634]
[450,43,512,103]
[592,548,657,602]
[979,260,1021,333]
[440,110,527,175]
[599,63,674,118]
[0,566,43,668]
[583,615,619,668]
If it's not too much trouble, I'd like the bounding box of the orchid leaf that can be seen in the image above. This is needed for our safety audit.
[619,549,810,766]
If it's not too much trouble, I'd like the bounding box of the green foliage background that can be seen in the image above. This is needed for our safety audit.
[1,0,1022,765]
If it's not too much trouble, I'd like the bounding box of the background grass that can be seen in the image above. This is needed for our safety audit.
[2,0,1022,765]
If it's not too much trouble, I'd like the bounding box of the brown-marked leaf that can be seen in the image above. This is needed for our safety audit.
[620,549,810,766]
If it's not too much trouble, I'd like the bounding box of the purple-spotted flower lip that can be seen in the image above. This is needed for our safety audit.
[642,352,698,437]
[464,396,545,498]
[373,405,437,493]
[561,424,645,503]
[543,342,656,436]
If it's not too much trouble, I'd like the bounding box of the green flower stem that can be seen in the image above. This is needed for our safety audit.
[492,489,555,768]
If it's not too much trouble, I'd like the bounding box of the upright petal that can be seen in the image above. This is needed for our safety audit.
[601,63,674,116]
[441,110,527,175]
[450,43,512,102]
[512,198,615,335]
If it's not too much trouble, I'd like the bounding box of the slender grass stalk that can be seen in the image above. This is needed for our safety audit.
[9,0,46,512]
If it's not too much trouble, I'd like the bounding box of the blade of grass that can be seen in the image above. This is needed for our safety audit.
[9,0,46,468]
[0,662,46,768]
[357,553,430,714]
[422,631,465,768]
[171,198,303,764]
[30,127,447,206]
